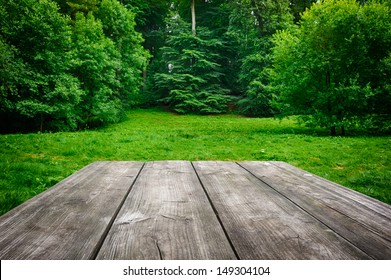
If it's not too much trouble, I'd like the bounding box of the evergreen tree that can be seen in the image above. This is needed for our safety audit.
[152,17,229,114]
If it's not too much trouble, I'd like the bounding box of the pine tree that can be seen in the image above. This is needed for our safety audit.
[152,17,229,114]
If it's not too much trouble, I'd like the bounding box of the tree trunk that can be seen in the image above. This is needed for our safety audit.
[191,0,196,36]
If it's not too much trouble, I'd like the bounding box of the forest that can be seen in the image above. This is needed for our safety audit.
[1,0,390,135]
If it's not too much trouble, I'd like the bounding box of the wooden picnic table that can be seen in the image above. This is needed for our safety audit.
[0,161,390,260]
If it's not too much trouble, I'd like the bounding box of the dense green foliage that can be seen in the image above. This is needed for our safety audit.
[152,19,230,114]
[0,0,83,132]
[2,0,388,134]
[120,0,171,56]
[97,0,148,103]
[0,0,147,132]
[230,0,293,117]
[1,109,390,215]
[144,0,390,134]
[271,0,391,135]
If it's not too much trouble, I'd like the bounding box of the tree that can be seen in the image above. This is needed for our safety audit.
[145,1,233,113]
[119,0,171,57]
[289,0,317,23]
[70,12,123,127]
[96,0,149,107]
[0,37,23,114]
[0,0,83,132]
[152,17,229,114]
[271,0,391,135]
[227,0,293,116]
[53,0,100,18]
[0,0,149,132]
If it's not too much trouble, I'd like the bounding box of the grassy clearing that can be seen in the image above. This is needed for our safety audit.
[1,108,390,215]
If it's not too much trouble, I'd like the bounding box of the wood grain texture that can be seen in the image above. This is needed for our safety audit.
[1,160,389,260]
[0,161,143,259]
[96,161,236,260]
[193,161,371,260]
[239,161,391,259]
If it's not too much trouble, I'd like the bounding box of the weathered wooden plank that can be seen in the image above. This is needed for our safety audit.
[239,161,391,259]
[193,161,371,260]
[96,161,236,260]
[0,161,143,260]
[272,161,391,220]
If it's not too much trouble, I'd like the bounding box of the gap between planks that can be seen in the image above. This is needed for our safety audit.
[1,161,390,260]
[238,161,391,259]
[91,162,146,259]
[192,161,371,259]
[95,161,237,260]
[236,162,370,257]
[190,162,240,260]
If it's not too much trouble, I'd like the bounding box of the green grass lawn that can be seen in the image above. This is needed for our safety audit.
[1,108,390,215]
